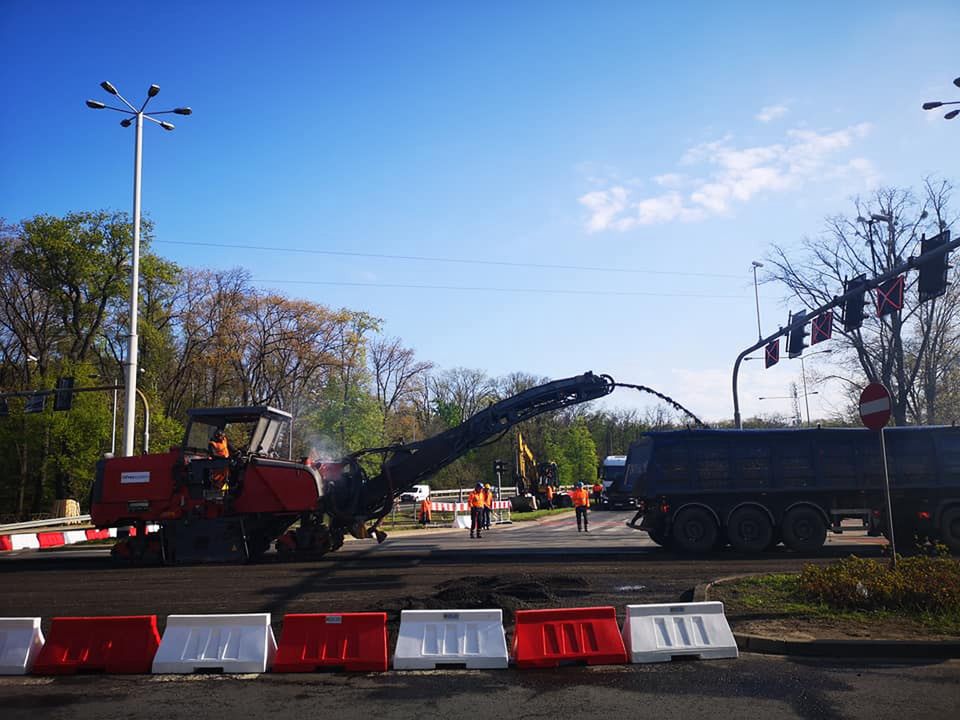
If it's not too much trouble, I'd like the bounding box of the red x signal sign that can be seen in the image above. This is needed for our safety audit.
[765,339,780,368]
[876,275,905,317]
[811,310,833,345]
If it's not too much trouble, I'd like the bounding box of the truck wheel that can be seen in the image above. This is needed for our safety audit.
[647,529,671,547]
[940,507,960,553]
[781,507,826,553]
[671,507,718,553]
[727,506,774,553]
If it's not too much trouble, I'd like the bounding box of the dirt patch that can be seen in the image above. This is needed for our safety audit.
[375,573,591,624]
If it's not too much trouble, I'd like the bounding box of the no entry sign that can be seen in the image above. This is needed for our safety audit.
[859,382,892,431]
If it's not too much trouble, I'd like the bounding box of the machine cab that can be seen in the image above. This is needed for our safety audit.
[180,406,292,498]
[183,406,291,459]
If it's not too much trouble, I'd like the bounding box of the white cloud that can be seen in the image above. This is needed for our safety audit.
[579,122,875,232]
[756,104,788,123]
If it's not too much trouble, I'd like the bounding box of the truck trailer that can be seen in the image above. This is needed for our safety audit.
[626,426,960,553]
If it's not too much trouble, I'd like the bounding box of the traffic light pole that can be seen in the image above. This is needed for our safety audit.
[732,230,957,428]
[0,384,151,453]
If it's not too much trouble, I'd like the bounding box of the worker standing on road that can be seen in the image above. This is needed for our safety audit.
[571,481,591,532]
[482,483,493,529]
[545,483,555,510]
[419,496,432,526]
[469,483,485,538]
[592,480,603,508]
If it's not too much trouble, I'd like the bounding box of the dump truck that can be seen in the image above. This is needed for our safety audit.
[625,426,960,553]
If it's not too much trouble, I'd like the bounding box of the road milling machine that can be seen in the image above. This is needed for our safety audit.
[90,372,615,564]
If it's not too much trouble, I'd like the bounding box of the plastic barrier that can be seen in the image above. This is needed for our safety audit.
[512,607,627,668]
[152,613,277,674]
[37,532,65,548]
[32,616,160,674]
[63,530,89,545]
[274,612,388,672]
[621,602,738,663]
[0,618,45,675]
[10,534,40,550]
[394,609,509,669]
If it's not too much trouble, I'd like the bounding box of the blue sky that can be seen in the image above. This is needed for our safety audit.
[1,1,958,422]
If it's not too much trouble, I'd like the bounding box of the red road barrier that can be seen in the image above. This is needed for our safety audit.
[37,532,65,548]
[85,529,112,540]
[0,536,11,551]
[274,613,388,672]
[512,607,627,668]
[32,616,160,675]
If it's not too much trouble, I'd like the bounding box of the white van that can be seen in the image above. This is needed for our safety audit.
[399,484,430,503]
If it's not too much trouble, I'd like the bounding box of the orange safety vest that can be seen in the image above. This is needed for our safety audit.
[571,488,590,507]
[593,483,602,494]
[545,485,554,499]
[468,490,484,508]
[209,437,229,458]
[482,489,493,507]
[420,499,432,520]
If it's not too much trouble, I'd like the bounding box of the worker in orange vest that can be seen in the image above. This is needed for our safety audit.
[592,480,604,507]
[482,483,493,529]
[208,429,233,492]
[571,481,591,532]
[544,483,555,510]
[419,497,432,526]
[468,483,485,538]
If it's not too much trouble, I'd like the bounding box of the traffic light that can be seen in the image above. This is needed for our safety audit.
[842,274,868,331]
[493,459,505,475]
[876,275,905,317]
[24,393,45,414]
[787,311,808,358]
[53,376,75,411]
[918,231,950,303]
[811,310,833,345]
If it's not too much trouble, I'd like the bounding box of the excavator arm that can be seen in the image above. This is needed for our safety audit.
[322,371,615,535]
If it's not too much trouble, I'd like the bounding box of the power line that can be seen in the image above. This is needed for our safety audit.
[155,239,741,279]
[255,277,746,299]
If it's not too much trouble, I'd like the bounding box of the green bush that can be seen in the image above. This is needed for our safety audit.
[798,551,960,613]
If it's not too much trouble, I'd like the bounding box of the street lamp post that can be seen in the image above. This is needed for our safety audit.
[922,77,960,121]
[751,261,764,341]
[86,82,191,456]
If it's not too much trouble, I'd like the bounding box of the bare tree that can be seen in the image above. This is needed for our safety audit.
[766,180,958,425]
[369,336,433,432]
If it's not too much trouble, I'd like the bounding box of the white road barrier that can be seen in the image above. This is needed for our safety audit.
[394,609,509,670]
[621,601,738,663]
[0,617,45,675]
[152,613,277,674]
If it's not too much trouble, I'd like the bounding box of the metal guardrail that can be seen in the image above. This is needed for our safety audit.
[0,514,92,533]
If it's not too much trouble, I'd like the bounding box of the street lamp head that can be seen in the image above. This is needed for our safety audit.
[100,81,118,95]
[173,107,192,115]
[954,77,960,89]
[871,213,892,223]
[159,121,175,131]
[147,84,160,98]
[86,99,106,109]
[923,101,943,110]
[120,118,132,127]
[946,109,960,120]
[752,260,764,268]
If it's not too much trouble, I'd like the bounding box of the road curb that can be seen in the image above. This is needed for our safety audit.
[701,576,960,660]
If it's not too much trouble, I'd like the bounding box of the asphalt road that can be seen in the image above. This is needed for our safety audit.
[3,510,956,720]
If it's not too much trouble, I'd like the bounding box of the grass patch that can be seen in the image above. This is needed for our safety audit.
[511,508,574,522]
[713,554,960,635]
